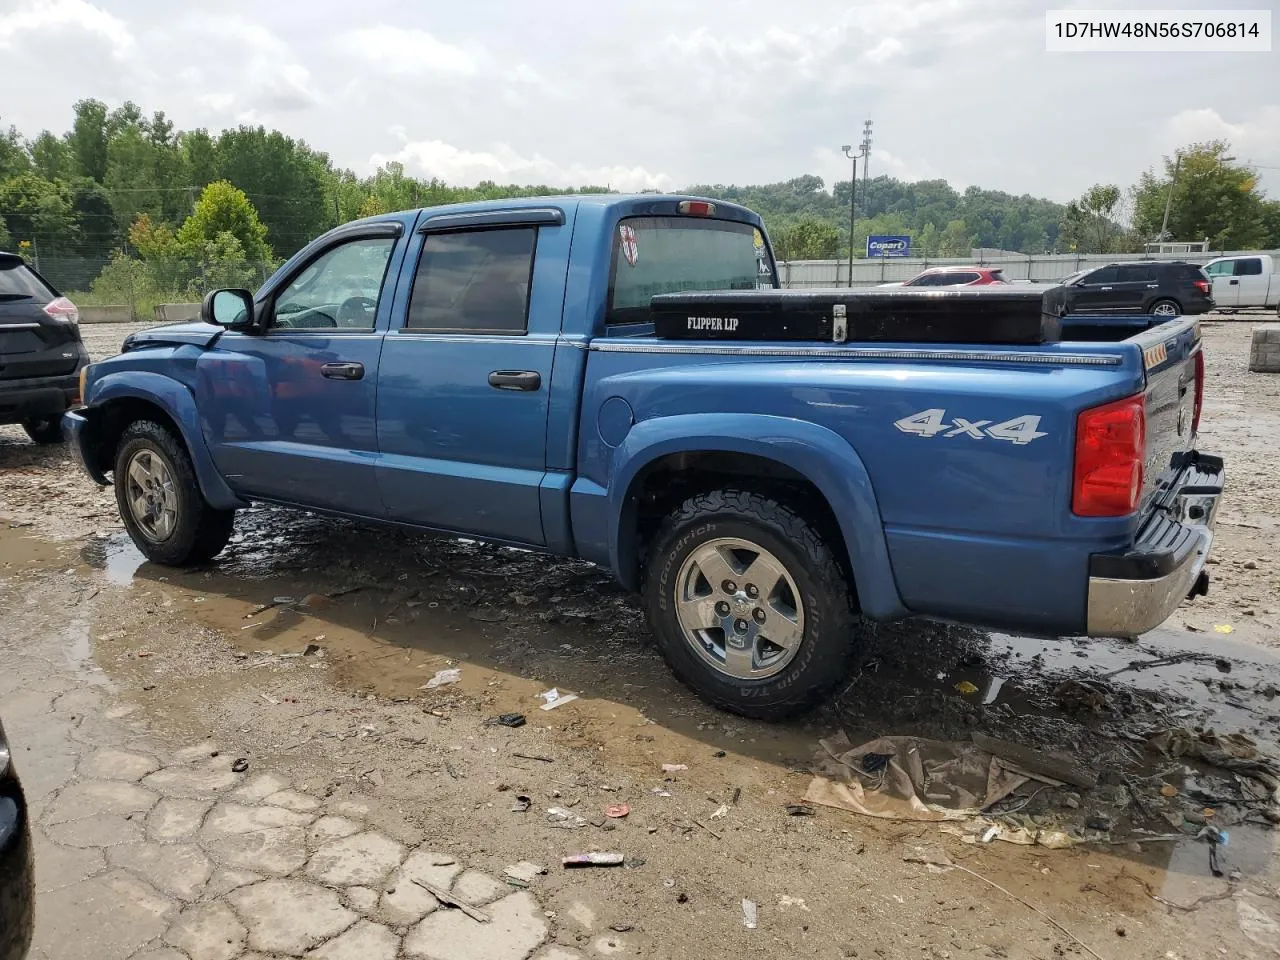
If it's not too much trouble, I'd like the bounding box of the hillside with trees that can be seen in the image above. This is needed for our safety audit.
[2,99,1277,311]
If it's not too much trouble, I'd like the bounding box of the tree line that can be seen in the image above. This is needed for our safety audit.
[2,99,1277,306]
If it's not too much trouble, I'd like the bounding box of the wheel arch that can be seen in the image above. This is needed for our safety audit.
[608,413,905,620]
[82,372,246,510]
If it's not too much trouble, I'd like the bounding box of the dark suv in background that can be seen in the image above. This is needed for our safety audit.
[1048,260,1214,317]
[0,252,87,444]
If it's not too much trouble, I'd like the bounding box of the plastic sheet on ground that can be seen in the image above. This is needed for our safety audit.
[803,732,1057,822]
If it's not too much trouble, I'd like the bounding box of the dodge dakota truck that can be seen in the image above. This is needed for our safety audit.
[65,195,1224,718]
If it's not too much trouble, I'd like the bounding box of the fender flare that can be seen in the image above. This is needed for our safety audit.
[86,371,247,511]
[608,412,905,620]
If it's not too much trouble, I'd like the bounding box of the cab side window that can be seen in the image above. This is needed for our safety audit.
[271,237,395,331]
[1234,258,1263,276]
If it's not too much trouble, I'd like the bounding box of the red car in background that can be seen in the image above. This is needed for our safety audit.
[881,266,1009,287]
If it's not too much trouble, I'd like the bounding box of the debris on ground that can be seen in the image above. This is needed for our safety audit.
[231,757,249,773]
[510,795,532,813]
[423,668,462,689]
[785,804,815,817]
[503,861,546,887]
[547,806,588,829]
[709,804,729,820]
[661,763,688,773]
[491,712,526,728]
[411,878,490,922]
[605,803,630,819]
[563,852,625,868]
[742,899,758,929]
[538,687,579,710]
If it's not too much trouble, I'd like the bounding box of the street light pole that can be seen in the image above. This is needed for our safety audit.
[1159,153,1181,241]
[842,145,857,287]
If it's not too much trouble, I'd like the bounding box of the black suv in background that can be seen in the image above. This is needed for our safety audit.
[0,253,88,444]
[1046,260,1214,318]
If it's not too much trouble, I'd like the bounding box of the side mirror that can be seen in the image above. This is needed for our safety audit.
[201,289,255,330]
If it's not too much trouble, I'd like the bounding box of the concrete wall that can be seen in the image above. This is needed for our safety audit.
[79,305,135,324]
[154,303,202,323]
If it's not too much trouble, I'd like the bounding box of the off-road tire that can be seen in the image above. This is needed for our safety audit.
[22,417,65,444]
[642,489,859,720]
[114,419,235,566]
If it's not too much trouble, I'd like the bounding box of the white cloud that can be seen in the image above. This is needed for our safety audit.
[347,24,477,77]
[0,0,133,55]
[865,37,905,63]
[1163,106,1280,174]
[369,139,672,192]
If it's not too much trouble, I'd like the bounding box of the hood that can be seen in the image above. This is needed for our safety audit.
[123,321,225,351]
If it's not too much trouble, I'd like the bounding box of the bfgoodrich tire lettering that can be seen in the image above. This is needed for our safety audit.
[642,489,859,720]
[113,419,235,566]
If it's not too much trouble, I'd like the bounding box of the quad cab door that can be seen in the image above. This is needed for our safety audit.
[194,223,405,513]
[374,207,572,546]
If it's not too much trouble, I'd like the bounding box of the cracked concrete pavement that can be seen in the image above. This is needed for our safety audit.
[13,696,567,960]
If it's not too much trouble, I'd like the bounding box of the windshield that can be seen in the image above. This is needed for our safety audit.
[608,217,773,323]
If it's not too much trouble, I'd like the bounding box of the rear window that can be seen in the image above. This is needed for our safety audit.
[1170,263,1208,280]
[0,258,55,302]
[608,217,771,323]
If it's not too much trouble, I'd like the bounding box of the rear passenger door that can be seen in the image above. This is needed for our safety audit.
[1230,257,1266,306]
[374,207,572,546]
[1111,263,1156,312]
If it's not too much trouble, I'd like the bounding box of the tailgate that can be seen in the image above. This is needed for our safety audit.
[1133,316,1202,513]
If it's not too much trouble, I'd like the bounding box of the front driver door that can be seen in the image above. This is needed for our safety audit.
[195,226,402,513]
[1068,265,1121,312]
[1204,259,1238,307]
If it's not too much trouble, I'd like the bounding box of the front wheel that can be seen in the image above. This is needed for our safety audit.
[1149,299,1181,318]
[22,417,65,444]
[642,489,859,720]
[114,420,235,566]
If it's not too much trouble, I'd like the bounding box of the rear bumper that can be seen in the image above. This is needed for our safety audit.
[0,367,82,424]
[1086,453,1224,637]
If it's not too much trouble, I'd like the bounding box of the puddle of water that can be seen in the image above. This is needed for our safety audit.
[62,618,109,687]
[80,533,145,586]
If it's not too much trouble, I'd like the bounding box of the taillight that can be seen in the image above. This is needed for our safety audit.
[1073,393,1146,517]
[43,296,79,324]
[677,200,716,217]
[1194,279,1210,295]
[1192,348,1205,434]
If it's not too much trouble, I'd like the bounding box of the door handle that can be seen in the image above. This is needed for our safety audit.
[1099,286,1113,291]
[1146,284,1159,288]
[321,362,364,380]
[488,370,541,392]
[1229,279,1239,285]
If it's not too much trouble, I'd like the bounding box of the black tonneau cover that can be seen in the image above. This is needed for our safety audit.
[650,286,1061,345]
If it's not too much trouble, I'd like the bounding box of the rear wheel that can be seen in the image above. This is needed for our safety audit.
[642,489,859,720]
[21,417,64,444]
[114,420,235,566]
[1149,299,1181,317]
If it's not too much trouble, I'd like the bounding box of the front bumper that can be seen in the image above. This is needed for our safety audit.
[1086,453,1224,637]
[62,408,108,484]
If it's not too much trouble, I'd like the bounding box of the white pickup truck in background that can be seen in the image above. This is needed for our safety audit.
[1202,254,1280,311]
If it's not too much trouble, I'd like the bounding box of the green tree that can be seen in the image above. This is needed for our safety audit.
[177,181,271,263]
[215,126,331,257]
[70,99,109,183]
[28,131,73,180]
[0,122,31,180]
[915,221,939,257]
[0,215,11,249]
[181,129,218,189]
[1132,141,1269,249]
[1060,183,1126,253]
[0,174,75,252]
[937,219,975,257]
[773,216,840,260]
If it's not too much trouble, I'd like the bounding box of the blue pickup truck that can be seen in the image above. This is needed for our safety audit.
[65,194,1224,718]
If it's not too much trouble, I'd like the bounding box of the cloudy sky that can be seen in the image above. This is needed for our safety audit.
[1,0,1276,201]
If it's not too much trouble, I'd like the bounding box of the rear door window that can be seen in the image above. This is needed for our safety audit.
[1116,265,1155,283]
[407,228,536,334]
[1234,258,1263,276]
[0,258,55,302]
[608,217,770,323]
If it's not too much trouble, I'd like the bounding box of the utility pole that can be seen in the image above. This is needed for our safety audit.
[1159,153,1182,241]
[841,145,858,287]
[860,119,873,227]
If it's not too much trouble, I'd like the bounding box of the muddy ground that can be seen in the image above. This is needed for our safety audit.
[1,318,1279,960]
